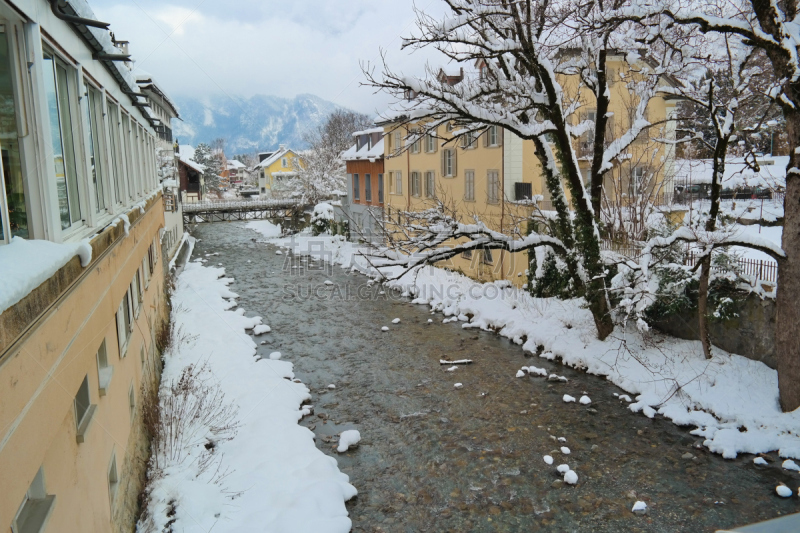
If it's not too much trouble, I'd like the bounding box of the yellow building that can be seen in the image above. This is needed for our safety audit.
[381,55,678,286]
[255,145,304,197]
[0,0,180,531]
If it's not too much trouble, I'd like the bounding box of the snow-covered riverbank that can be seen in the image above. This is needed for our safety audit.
[248,221,800,463]
[138,259,356,532]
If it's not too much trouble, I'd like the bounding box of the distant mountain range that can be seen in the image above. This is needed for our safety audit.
[171,93,344,155]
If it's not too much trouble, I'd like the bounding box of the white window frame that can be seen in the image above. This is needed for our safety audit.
[465,170,475,201]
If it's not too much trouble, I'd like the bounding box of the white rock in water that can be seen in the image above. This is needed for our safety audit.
[275,250,283,255]
[516,370,526,378]
[269,352,281,360]
[392,318,401,324]
[564,470,578,485]
[556,464,570,473]
[543,455,554,465]
[776,485,793,497]
[381,326,389,331]
[563,395,576,403]
[579,395,592,405]
[446,366,458,372]
[328,384,336,389]
[324,280,333,285]
[557,437,567,443]
[782,459,800,471]
[253,324,271,335]
[454,383,463,389]
[619,394,632,402]
[337,430,361,453]
[754,457,768,465]
[427,319,433,323]
[560,446,571,455]
[632,501,648,514]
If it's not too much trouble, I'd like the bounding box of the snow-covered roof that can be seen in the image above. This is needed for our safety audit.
[341,137,385,162]
[135,70,180,118]
[256,147,293,169]
[178,144,204,173]
[351,126,384,137]
[674,156,787,189]
[227,160,246,169]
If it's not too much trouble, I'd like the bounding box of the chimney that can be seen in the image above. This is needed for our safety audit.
[279,144,286,150]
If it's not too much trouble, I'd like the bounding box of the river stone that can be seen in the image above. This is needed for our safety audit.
[682,452,694,460]
[551,480,564,489]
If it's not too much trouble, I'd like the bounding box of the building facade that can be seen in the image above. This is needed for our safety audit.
[339,127,385,243]
[0,1,176,531]
[255,145,303,197]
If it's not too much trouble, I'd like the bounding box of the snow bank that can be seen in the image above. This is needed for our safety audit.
[139,262,356,532]
[263,231,800,462]
[0,237,92,315]
[246,220,282,239]
[337,430,361,453]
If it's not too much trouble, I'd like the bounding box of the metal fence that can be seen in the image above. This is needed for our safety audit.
[601,239,779,284]
[183,198,300,212]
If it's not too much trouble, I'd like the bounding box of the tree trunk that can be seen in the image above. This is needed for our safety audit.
[776,109,800,412]
[698,255,713,359]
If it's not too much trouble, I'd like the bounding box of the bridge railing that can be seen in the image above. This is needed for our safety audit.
[183,199,301,212]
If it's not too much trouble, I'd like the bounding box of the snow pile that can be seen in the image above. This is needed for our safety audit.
[264,231,800,461]
[246,220,282,239]
[337,430,361,453]
[138,262,356,532]
[0,237,93,315]
[563,395,576,403]
[253,324,271,335]
[563,470,578,485]
[632,501,648,514]
[311,203,335,223]
[579,395,592,405]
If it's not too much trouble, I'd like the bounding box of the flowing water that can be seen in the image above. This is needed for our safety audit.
[191,222,798,532]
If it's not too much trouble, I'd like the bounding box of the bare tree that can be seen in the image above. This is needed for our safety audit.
[363,0,684,339]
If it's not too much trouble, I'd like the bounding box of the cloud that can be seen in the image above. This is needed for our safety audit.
[89,0,450,115]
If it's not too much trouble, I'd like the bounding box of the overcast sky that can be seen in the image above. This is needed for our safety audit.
[89,0,450,115]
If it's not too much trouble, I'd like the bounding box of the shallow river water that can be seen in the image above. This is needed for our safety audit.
[191,222,797,532]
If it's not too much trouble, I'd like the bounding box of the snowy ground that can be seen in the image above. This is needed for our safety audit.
[247,221,800,463]
[139,258,356,532]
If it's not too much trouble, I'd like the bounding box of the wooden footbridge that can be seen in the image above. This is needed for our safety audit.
[182,199,303,224]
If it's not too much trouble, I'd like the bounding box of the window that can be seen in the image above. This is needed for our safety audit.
[12,467,55,533]
[485,125,501,147]
[74,375,95,442]
[0,26,29,243]
[411,131,421,153]
[411,171,421,197]
[84,84,108,212]
[353,173,360,200]
[365,173,372,202]
[107,453,119,510]
[43,52,82,231]
[96,339,112,396]
[461,131,476,149]
[152,237,159,265]
[465,170,475,201]
[106,102,123,205]
[142,256,150,288]
[395,171,403,194]
[514,182,533,201]
[482,248,494,264]
[129,382,136,422]
[393,131,402,152]
[630,167,646,196]
[378,174,384,203]
[116,290,133,355]
[462,249,472,259]
[281,157,288,168]
[131,272,142,317]
[487,170,500,203]
[441,149,456,177]
[121,114,135,200]
[425,171,435,198]
[425,134,437,153]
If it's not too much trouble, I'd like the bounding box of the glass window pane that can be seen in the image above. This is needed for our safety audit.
[107,104,121,204]
[121,114,133,200]
[0,28,26,239]
[85,86,106,211]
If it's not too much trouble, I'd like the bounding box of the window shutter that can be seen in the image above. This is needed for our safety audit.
[117,301,126,352]
[483,129,489,148]
[441,150,446,176]
[433,135,438,153]
[497,127,503,147]
[452,148,457,176]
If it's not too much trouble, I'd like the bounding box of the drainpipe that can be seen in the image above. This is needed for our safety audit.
[500,136,505,279]
[406,125,411,210]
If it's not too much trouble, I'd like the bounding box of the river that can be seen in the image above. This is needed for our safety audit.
[189,222,795,532]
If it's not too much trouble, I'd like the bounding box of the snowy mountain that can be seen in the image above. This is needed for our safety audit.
[171,93,343,154]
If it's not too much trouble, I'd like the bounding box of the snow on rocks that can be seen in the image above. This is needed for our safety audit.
[527,366,548,377]
[776,485,793,498]
[560,447,571,455]
[563,395,576,403]
[268,351,282,360]
[516,370,527,378]
[754,457,768,465]
[328,384,336,390]
[548,374,568,382]
[563,470,578,485]
[265,231,800,462]
[392,318,401,324]
[275,250,283,255]
[454,383,464,389]
[579,395,592,405]
[445,366,458,372]
[245,220,282,239]
[337,430,361,453]
[543,455,554,465]
[137,261,356,532]
[631,501,648,514]
[253,324,271,335]
[324,280,334,286]
[782,459,800,471]
[381,326,389,332]
[556,464,570,473]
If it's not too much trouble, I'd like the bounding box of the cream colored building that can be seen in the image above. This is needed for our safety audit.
[0,1,176,532]
[381,56,678,286]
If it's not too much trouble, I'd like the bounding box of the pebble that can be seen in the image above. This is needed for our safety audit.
[560,446,571,455]
[454,383,463,389]
[381,326,389,331]
[551,480,564,489]
[632,501,648,515]
[776,485,792,498]
[682,453,694,460]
